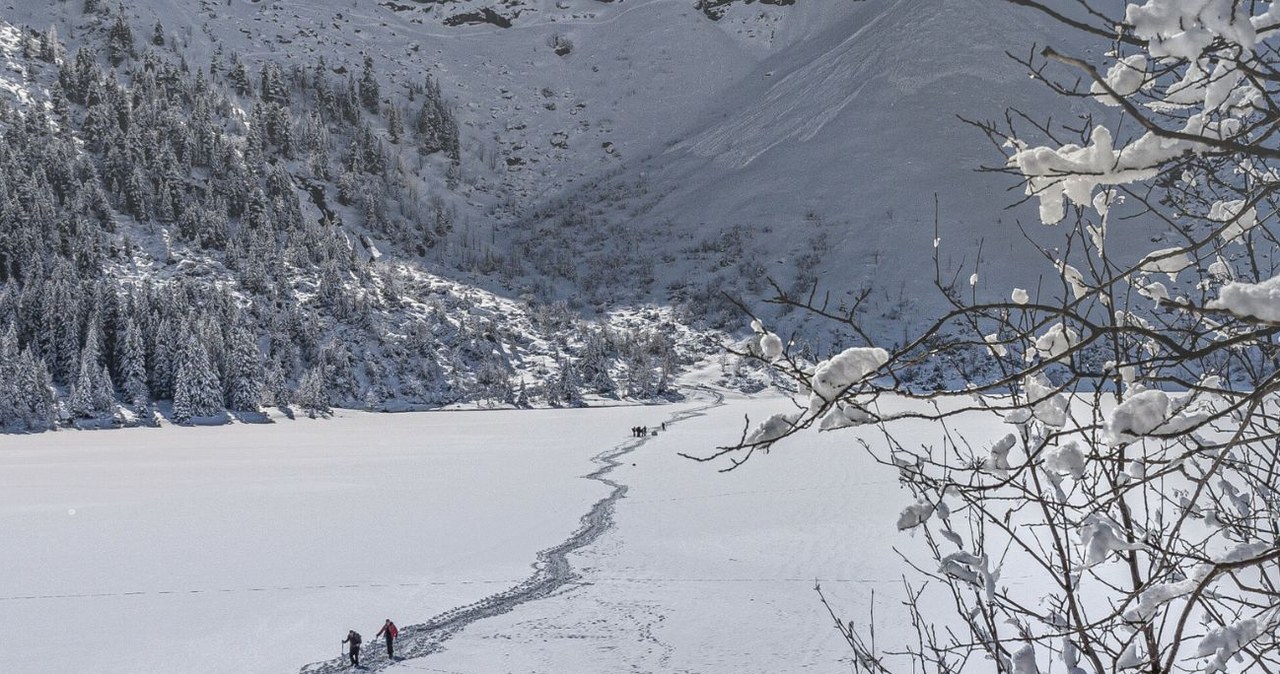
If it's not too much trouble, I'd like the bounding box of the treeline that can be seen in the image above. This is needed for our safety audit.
[0,272,307,429]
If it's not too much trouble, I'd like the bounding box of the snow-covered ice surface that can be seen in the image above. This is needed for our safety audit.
[1,388,979,674]
[0,405,696,674]
[411,391,933,673]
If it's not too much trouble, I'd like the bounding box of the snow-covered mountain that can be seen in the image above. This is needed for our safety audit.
[498,0,1124,339]
[0,0,1124,427]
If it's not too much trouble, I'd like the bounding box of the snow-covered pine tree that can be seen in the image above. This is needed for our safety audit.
[386,104,404,144]
[473,351,514,405]
[123,168,149,220]
[0,323,20,425]
[16,347,56,431]
[39,26,61,64]
[550,357,583,407]
[259,62,287,105]
[294,365,329,417]
[266,104,295,158]
[318,344,357,405]
[69,321,114,418]
[40,267,82,383]
[226,324,263,413]
[148,316,177,401]
[120,315,148,407]
[655,351,674,395]
[106,11,134,66]
[579,329,618,397]
[228,56,252,97]
[358,56,379,112]
[415,76,459,160]
[172,333,222,424]
[93,281,121,379]
[624,351,655,399]
[261,360,286,409]
[196,317,228,396]
[514,377,530,409]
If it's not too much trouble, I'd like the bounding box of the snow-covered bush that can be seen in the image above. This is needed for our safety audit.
[700,1,1280,672]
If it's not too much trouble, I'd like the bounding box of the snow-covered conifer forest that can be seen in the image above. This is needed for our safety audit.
[0,0,722,429]
[6,0,1280,673]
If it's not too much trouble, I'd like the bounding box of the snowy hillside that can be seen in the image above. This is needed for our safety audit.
[0,0,749,429]
[18,0,1108,323]
[508,0,1130,342]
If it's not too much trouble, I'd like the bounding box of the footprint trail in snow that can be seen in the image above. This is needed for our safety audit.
[299,389,725,674]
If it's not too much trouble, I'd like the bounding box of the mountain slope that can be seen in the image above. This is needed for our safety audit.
[26,0,1112,331]
[0,2,727,429]
[0,0,1140,427]
[508,0,1130,346]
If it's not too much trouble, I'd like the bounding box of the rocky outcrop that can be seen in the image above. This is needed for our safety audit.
[696,0,796,21]
[442,7,514,27]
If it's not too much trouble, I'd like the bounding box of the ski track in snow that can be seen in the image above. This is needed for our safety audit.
[298,389,726,674]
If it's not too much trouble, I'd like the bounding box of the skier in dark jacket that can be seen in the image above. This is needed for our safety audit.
[376,618,399,659]
[343,630,362,667]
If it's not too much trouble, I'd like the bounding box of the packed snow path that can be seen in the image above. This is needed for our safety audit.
[299,390,726,674]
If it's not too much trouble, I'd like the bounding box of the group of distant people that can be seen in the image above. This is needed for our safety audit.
[342,619,398,668]
[630,422,666,437]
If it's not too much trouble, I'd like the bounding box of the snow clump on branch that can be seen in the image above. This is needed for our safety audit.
[746,411,803,446]
[1138,248,1193,282]
[896,499,935,531]
[810,347,888,402]
[985,433,1016,477]
[1026,323,1077,363]
[749,319,785,362]
[818,403,877,431]
[1106,388,1209,445]
[1106,389,1171,444]
[1090,54,1147,105]
[1041,441,1086,479]
[1208,274,1280,322]
[1078,515,1147,568]
[1023,373,1069,428]
[1125,564,1212,622]
[1198,614,1280,674]
[1208,199,1257,243]
[1125,0,1277,59]
[1009,126,1158,224]
[1011,117,1236,226]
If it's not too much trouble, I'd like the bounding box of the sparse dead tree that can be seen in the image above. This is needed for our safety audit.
[691,2,1280,672]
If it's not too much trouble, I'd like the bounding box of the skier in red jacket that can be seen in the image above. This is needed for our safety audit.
[376,618,399,659]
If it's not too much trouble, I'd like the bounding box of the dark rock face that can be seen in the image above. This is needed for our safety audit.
[695,0,796,21]
[442,7,514,27]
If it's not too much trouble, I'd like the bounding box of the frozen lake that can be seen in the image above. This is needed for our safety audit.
[417,393,919,674]
[0,404,687,674]
[1,391,942,673]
